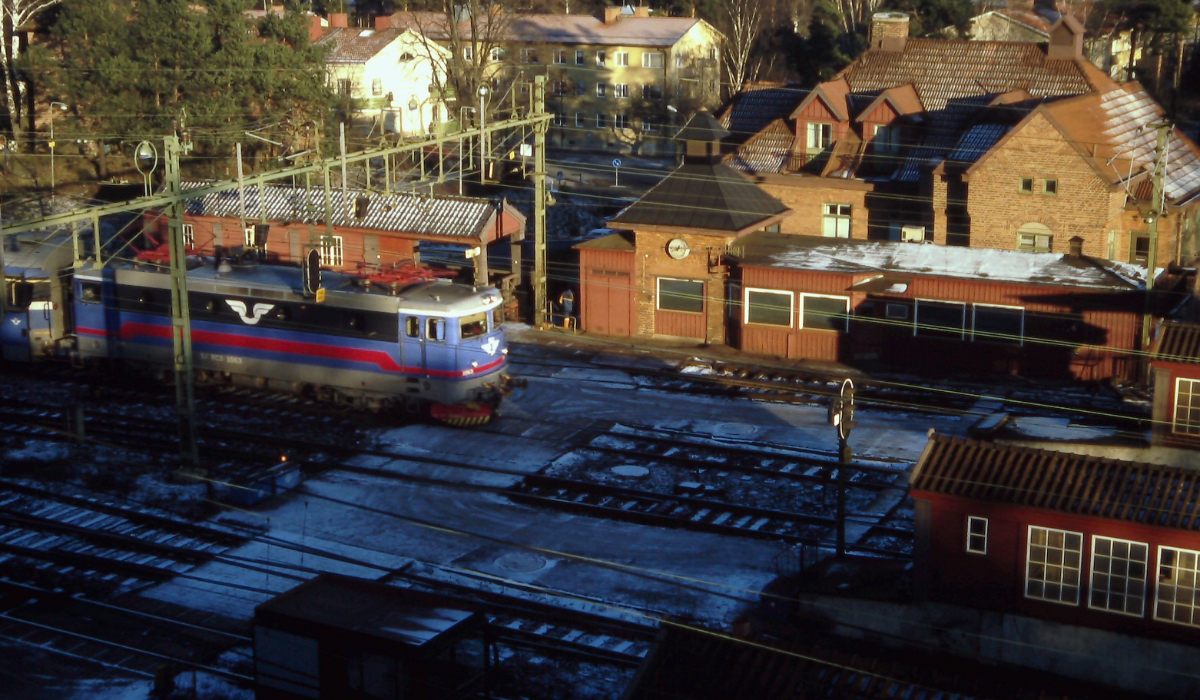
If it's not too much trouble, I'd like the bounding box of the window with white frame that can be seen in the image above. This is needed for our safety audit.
[613,83,629,98]
[596,83,606,98]
[1017,223,1053,252]
[744,288,793,327]
[872,124,899,154]
[1090,536,1147,616]
[553,112,565,127]
[182,223,195,248]
[243,226,256,247]
[800,294,850,332]
[595,113,607,129]
[595,50,606,66]
[966,516,988,554]
[463,46,473,61]
[552,80,567,96]
[1156,546,1200,627]
[643,52,664,68]
[915,299,966,339]
[1025,525,1082,605]
[641,118,656,133]
[520,48,538,63]
[489,47,505,62]
[575,112,586,128]
[614,51,629,66]
[371,78,383,96]
[822,203,851,238]
[553,49,567,64]
[657,277,704,313]
[1172,377,1200,435]
[575,49,585,65]
[972,304,1024,345]
[614,113,629,129]
[806,123,832,154]
[320,235,344,268]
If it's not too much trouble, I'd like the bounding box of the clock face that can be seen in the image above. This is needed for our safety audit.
[666,238,690,260]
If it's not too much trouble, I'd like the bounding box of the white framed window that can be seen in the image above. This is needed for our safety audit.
[320,235,344,268]
[520,48,538,63]
[972,303,1024,345]
[822,203,851,238]
[806,123,832,154]
[551,80,566,96]
[915,299,966,339]
[553,49,567,64]
[595,50,606,66]
[1156,546,1200,627]
[552,112,565,127]
[707,47,717,61]
[641,118,656,133]
[1025,525,1083,606]
[575,112,586,128]
[371,78,383,96]
[800,293,849,332]
[614,51,629,66]
[871,124,898,154]
[657,277,704,313]
[596,83,606,98]
[181,223,195,248]
[613,83,629,98]
[1017,223,1053,252]
[595,113,607,129]
[244,225,256,247]
[1173,378,1200,435]
[1090,536,1148,617]
[642,52,664,68]
[614,113,629,129]
[575,49,585,65]
[966,516,988,554]
[744,288,793,327]
[488,47,504,62]
[463,46,473,61]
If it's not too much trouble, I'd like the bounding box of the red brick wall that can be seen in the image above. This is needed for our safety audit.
[756,176,872,238]
[633,228,732,342]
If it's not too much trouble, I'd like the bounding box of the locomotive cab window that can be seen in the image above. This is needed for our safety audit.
[81,282,101,303]
[427,317,445,341]
[405,316,420,338]
[460,312,488,339]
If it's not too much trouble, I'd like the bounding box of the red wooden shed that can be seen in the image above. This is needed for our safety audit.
[1150,320,1200,446]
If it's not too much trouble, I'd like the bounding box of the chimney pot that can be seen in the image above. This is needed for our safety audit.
[869,12,910,52]
[330,12,349,29]
[1068,235,1084,257]
[600,6,621,24]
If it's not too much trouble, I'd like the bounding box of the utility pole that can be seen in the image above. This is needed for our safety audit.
[165,135,199,468]
[1141,121,1170,355]
[830,378,855,557]
[532,76,549,328]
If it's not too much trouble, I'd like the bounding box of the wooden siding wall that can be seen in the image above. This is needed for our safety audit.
[740,267,858,360]
[579,248,635,337]
[916,491,1200,645]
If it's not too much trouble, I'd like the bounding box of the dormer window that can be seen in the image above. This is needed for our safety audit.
[871,124,899,154]
[806,122,832,155]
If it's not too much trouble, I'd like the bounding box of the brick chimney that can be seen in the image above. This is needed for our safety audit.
[374,14,392,30]
[599,6,622,24]
[868,12,909,52]
[1068,235,1085,257]
[1047,15,1084,61]
[330,12,349,28]
[308,13,328,42]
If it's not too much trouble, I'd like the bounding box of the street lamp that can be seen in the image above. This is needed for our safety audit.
[48,101,68,192]
[478,85,489,183]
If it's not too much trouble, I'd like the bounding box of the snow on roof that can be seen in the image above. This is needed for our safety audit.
[734,233,1145,289]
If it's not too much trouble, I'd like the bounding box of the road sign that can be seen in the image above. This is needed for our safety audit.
[612,158,622,187]
[612,158,622,168]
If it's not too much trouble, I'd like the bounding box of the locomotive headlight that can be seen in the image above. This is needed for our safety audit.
[471,361,479,367]
[502,348,509,355]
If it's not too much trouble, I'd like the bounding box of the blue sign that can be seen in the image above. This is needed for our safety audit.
[612,158,622,168]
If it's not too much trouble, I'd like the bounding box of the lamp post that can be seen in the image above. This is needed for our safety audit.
[478,85,488,183]
[48,101,68,192]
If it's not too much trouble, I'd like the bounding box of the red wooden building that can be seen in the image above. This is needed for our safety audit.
[911,432,1200,643]
[730,232,1145,381]
[1150,320,1200,446]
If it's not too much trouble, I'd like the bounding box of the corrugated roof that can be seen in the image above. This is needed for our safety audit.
[732,231,1144,289]
[911,433,1200,532]
[179,182,497,240]
[1151,321,1200,365]
[609,162,789,232]
[387,11,702,47]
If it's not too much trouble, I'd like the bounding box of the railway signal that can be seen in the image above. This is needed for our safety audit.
[831,378,855,557]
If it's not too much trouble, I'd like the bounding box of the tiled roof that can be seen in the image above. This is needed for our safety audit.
[317,27,405,63]
[179,182,499,240]
[387,11,703,46]
[726,118,793,175]
[945,123,1010,164]
[732,231,1145,289]
[1151,321,1200,364]
[854,83,924,122]
[609,163,789,233]
[841,38,1104,111]
[911,433,1200,532]
[717,84,802,148]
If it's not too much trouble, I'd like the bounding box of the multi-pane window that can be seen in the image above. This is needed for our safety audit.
[1025,526,1082,605]
[595,113,607,129]
[337,79,353,96]
[520,48,539,63]
[488,47,504,62]
[243,226,256,247]
[613,84,629,98]
[643,52,664,68]
[822,203,851,238]
[575,50,585,65]
[1017,224,1053,252]
[915,300,966,339]
[320,235,344,268]
[872,124,899,154]
[552,113,565,127]
[614,113,629,129]
[614,51,629,66]
[595,50,606,66]
[972,304,1023,345]
[1156,546,1200,627]
[1090,536,1147,616]
[641,118,656,133]
[806,123,832,154]
[551,80,566,96]
[744,288,793,327]
[463,46,473,61]
[1172,377,1200,435]
[553,49,567,64]
[181,223,195,248]
[657,278,704,313]
[575,112,586,128]
[966,516,988,554]
[596,83,606,98]
[801,294,850,332]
